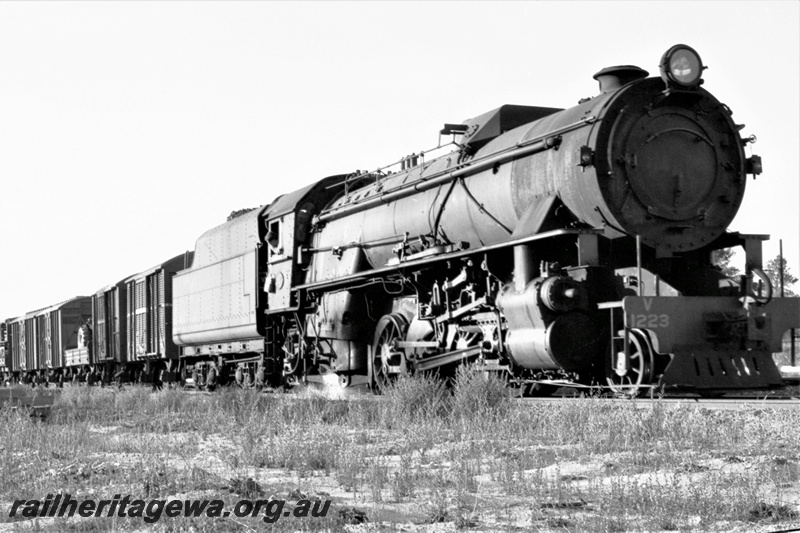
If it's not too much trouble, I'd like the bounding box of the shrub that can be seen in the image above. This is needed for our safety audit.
[450,364,510,421]
[381,373,450,424]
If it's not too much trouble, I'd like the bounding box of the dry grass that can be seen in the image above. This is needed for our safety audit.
[1,371,799,532]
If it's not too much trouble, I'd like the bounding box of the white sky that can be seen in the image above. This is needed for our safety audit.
[1,1,798,319]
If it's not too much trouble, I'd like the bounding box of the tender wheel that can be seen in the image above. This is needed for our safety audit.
[372,314,409,394]
[605,329,655,397]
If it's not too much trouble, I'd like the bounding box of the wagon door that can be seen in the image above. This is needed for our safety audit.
[36,315,48,370]
[95,293,108,361]
[60,306,87,362]
[12,321,25,372]
[111,287,125,362]
[40,314,51,369]
[25,317,37,371]
[128,279,150,359]
[50,311,62,368]
[148,272,164,356]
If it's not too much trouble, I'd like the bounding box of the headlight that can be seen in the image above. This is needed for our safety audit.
[660,44,704,88]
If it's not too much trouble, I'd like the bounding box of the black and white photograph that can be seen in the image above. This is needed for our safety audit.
[1,2,799,531]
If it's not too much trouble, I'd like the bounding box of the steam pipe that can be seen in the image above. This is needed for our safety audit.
[514,244,535,292]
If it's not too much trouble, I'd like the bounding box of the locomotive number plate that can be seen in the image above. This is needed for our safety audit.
[621,295,778,354]
[628,313,670,328]
[627,297,669,328]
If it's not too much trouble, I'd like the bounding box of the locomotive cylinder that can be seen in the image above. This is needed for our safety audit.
[496,278,597,371]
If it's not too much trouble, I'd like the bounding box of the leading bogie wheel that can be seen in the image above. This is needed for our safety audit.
[605,329,655,397]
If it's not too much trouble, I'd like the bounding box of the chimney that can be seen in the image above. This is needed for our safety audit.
[593,66,649,93]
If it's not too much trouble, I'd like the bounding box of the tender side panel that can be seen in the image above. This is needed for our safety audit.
[173,206,265,350]
[173,249,260,345]
[190,209,264,270]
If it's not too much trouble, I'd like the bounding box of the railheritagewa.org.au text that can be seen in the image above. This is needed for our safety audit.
[8,493,331,524]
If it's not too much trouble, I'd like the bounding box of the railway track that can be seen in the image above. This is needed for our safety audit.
[516,395,800,410]
[192,384,800,410]
[4,384,800,416]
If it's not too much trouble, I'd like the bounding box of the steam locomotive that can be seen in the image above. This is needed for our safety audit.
[3,44,798,395]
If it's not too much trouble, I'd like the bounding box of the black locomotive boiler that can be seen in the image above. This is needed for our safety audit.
[173,44,799,395]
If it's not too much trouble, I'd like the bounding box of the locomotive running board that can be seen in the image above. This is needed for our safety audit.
[295,228,602,294]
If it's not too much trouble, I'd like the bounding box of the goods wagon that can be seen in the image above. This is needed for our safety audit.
[91,278,129,374]
[4,298,91,383]
[125,253,193,383]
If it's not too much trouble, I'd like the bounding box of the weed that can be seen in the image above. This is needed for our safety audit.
[381,373,450,424]
[389,461,417,501]
[749,501,799,522]
[450,364,510,422]
[5,386,800,531]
